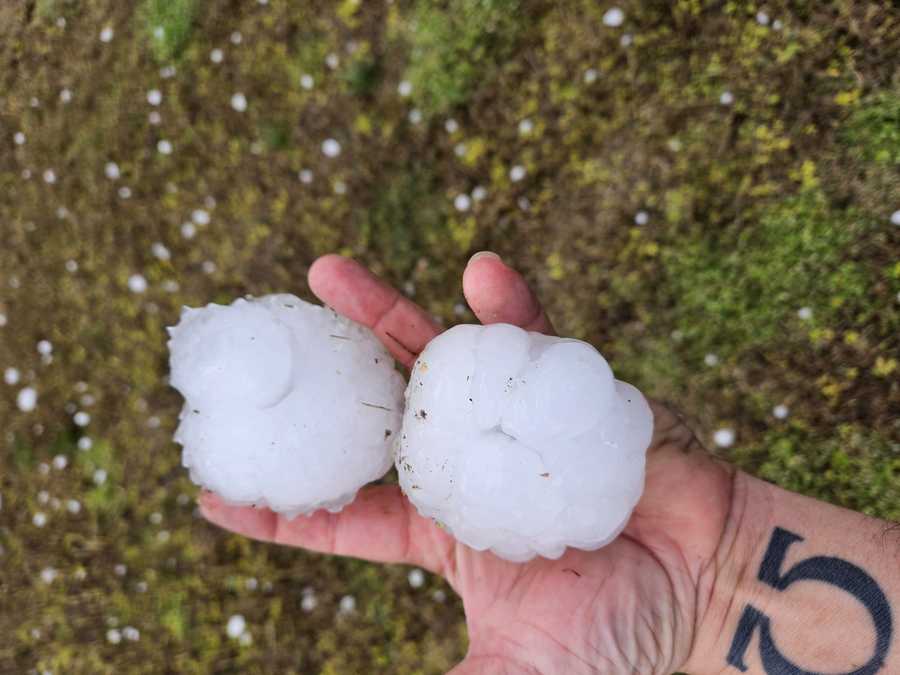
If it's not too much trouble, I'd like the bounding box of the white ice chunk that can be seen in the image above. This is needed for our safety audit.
[397,323,652,562]
[168,294,404,516]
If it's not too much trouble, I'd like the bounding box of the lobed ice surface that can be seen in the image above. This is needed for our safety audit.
[168,294,404,517]
[396,323,653,562]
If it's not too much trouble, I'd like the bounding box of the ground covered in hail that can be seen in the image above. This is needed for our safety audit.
[1,1,898,673]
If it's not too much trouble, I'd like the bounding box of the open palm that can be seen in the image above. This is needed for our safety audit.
[200,253,735,674]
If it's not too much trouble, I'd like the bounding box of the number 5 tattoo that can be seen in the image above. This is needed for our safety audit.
[726,527,893,674]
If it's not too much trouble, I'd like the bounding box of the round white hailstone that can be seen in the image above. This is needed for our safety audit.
[230,31,243,45]
[74,411,90,427]
[148,111,162,125]
[43,169,57,184]
[226,614,246,639]
[713,428,736,448]
[634,210,649,225]
[52,454,67,470]
[602,7,625,27]
[128,274,148,294]
[325,53,340,69]
[67,499,81,514]
[18,387,38,412]
[38,490,50,504]
[37,340,53,356]
[160,66,175,79]
[398,80,412,97]
[181,222,196,239]
[518,197,531,211]
[509,165,526,182]
[38,462,50,475]
[191,209,210,225]
[230,93,248,112]
[301,593,317,612]
[703,353,719,367]
[245,577,258,590]
[118,186,133,199]
[114,564,127,576]
[168,295,404,516]
[471,186,488,202]
[78,436,93,451]
[163,280,180,293]
[151,242,171,261]
[33,512,48,527]
[41,567,58,584]
[106,629,122,645]
[99,26,114,43]
[584,68,598,84]
[105,162,121,180]
[773,404,789,419]
[445,118,459,134]
[797,306,813,320]
[93,469,108,485]
[149,511,163,524]
[157,139,173,155]
[321,138,341,158]
[123,626,140,641]
[518,118,534,135]
[333,180,347,195]
[408,109,423,124]
[210,48,224,64]
[300,74,314,90]
[299,169,313,184]
[454,194,471,212]
[147,89,162,106]
[60,88,73,103]
[408,568,425,588]
[620,34,633,47]
[14,131,26,145]
[756,11,770,25]
[157,530,170,542]
[338,595,356,614]
[4,367,20,385]
[772,19,783,30]
[0,313,6,326]
[719,91,735,106]
[890,210,900,226]
[397,324,653,562]
[202,260,217,275]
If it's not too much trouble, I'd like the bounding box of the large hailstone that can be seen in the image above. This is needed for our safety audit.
[396,324,652,562]
[168,294,404,517]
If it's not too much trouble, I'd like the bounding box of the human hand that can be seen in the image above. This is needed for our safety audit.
[200,252,736,674]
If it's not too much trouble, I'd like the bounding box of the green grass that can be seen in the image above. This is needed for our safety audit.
[841,91,900,166]
[141,0,199,63]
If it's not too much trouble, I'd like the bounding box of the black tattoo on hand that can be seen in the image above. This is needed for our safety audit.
[726,526,893,674]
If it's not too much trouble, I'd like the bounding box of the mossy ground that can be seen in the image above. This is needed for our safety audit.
[1,1,898,673]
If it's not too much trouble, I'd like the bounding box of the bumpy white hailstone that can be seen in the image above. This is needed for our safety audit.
[397,324,652,562]
[168,294,404,516]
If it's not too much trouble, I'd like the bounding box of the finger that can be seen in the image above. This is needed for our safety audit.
[308,254,442,367]
[462,251,556,335]
[199,485,456,576]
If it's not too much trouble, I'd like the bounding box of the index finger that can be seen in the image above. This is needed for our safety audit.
[308,254,442,367]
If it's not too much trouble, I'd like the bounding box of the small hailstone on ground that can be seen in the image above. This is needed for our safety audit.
[93,469,108,485]
[584,68,598,84]
[634,210,649,225]
[239,632,252,646]
[43,169,57,184]
[153,26,165,40]
[398,324,653,562]
[509,165,526,182]
[454,142,467,157]
[128,274,148,294]
[713,428,735,448]
[719,91,735,106]
[322,138,341,158]
[602,7,625,27]
[65,260,78,274]
[38,462,50,475]
[325,52,340,69]
[33,512,48,527]
[773,404,789,419]
[471,186,488,201]
[620,34,633,47]
[105,162,121,180]
[99,26,114,43]
[18,387,38,412]
[149,512,163,525]
[0,313,6,326]
[703,353,719,367]
[445,118,459,134]
[300,74,314,90]
[107,629,122,645]
[78,437,93,451]
[210,48,224,63]
[230,31,243,45]
[148,111,162,125]
[191,209,210,225]
[39,490,50,504]
[518,118,534,135]
[890,209,900,226]
[398,80,412,97]
[40,567,58,584]
[245,577,258,591]
[147,89,162,106]
[226,614,246,639]
[4,367,20,385]
[333,180,347,195]
[756,11,770,25]
[168,295,404,516]
[408,109,423,124]
[157,139,173,155]
[123,626,140,641]
[60,88,72,104]
[114,564,127,577]
[202,261,217,274]
[338,595,356,614]
[181,222,196,239]
[67,499,81,514]
[157,530,171,542]
[408,568,425,588]
[118,186,133,199]
[52,454,67,470]
[37,340,53,356]
[230,93,248,112]
[151,242,171,261]
[14,131,26,145]
[797,306,813,320]
[454,194,471,212]
[299,169,314,184]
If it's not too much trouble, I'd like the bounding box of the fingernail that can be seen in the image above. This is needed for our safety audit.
[468,251,501,265]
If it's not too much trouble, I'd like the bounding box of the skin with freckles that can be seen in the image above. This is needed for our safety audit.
[201,252,736,674]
